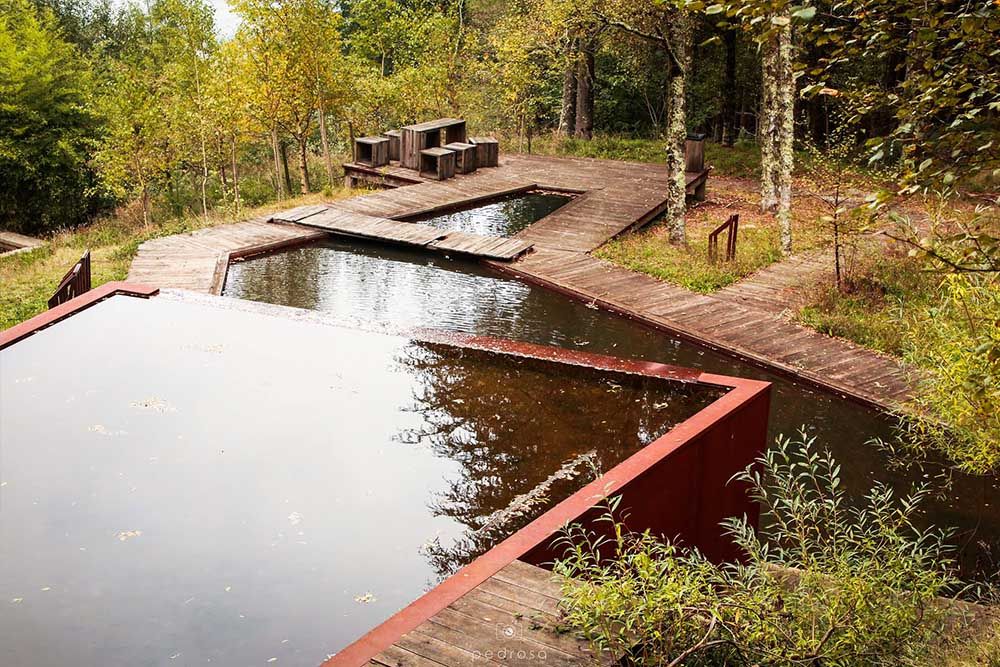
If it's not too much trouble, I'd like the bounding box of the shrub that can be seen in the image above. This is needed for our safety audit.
[554,433,973,666]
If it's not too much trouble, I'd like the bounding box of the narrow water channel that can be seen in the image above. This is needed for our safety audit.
[224,236,1000,576]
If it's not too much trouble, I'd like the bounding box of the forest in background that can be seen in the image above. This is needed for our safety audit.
[2,0,996,237]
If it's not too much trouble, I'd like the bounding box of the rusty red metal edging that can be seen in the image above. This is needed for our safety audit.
[0,282,159,351]
[323,361,770,667]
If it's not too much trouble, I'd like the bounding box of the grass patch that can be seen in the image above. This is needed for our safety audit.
[595,189,829,293]
[0,191,347,330]
[516,134,763,179]
[795,248,938,356]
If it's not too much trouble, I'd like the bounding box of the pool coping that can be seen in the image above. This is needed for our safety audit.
[1,286,772,667]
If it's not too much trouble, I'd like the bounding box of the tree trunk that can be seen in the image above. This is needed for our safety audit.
[297,138,310,194]
[558,38,578,136]
[774,19,795,254]
[574,37,595,140]
[271,125,286,199]
[231,136,241,216]
[722,27,737,146]
[664,13,693,245]
[760,34,778,213]
[279,139,293,197]
[318,102,335,188]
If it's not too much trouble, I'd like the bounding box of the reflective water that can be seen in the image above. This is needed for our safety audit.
[0,296,721,666]
[408,192,571,236]
[225,238,1000,575]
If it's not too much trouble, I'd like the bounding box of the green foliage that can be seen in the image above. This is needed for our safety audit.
[554,433,968,666]
[902,273,1000,474]
[0,0,108,233]
[800,0,1000,196]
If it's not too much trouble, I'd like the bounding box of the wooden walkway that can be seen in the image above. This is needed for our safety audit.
[0,230,45,255]
[715,248,834,314]
[128,218,323,293]
[368,560,612,667]
[273,204,534,261]
[494,248,915,406]
[127,152,917,410]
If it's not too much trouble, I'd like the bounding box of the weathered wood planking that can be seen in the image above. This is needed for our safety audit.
[127,218,322,294]
[492,248,916,406]
[127,152,918,411]
[368,560,615,667]
[271,205,533,260]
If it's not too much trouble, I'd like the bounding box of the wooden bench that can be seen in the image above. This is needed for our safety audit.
[443,142,478,174]
[419,147,456,180]
[401,118,467,169]
[382,130,401,162]
[354,136,390,168]
[469,136,499,168]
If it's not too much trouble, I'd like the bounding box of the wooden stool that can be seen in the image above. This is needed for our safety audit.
[443,142,478,174]
[354,137,389,167]
[419,147,456,180]
[383,130,401,162]
[469,137,499,167]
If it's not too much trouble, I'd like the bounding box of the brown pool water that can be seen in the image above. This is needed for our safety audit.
[0,294,722,666]
[406,191,572,236]
[224,237,1000,577]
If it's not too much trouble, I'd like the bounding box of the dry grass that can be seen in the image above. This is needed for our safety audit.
[0,190,351,330]
[595,178,831,293]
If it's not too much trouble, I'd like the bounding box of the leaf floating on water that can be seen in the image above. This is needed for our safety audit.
[88,424,128,437]
[354,592,376,604]
[130,398,176,413]
[116,530,142,542]
[267,659,277,663]
[11,597,23,604]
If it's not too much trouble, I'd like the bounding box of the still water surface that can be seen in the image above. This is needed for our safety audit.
[225,237,1000,576]
[0,296,720,665]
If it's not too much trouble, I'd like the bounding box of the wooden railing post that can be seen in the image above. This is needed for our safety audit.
[707,214,739,263]
[48,250,92,308]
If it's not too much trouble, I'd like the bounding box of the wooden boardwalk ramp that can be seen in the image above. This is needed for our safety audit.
[368,560,614,667]
[272,204,534,261]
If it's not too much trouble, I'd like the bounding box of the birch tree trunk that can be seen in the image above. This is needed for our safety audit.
[318,102,335,188]
[760,34,779,213]
[574,36,595,140]
[760,16,795,254]
[664,13,693,244]
[270,125,286,199]
[558,38,577,135]
[774,19,795,254]
[279,139,293,196]
[297,138,310,194]
[230,136,241,216]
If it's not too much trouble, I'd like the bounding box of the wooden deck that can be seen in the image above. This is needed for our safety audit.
[368,560,612,667]
[272,204,534,261]
[493,248,915,406]
[342,154,708,253]
[127,152,917,410]
[0,230,45,255]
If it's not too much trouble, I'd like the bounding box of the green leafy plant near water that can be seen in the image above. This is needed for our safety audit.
[554,434,994,666]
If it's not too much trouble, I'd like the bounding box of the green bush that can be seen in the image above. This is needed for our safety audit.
[554,433,975,666]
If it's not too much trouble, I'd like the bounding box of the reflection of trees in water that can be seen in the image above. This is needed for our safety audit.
[395,341,723,579]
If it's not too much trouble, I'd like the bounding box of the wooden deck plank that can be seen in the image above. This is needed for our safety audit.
[369,561,612,667]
